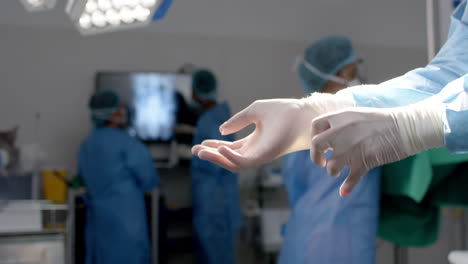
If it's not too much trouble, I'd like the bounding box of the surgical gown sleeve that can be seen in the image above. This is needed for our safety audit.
[338,1,468,153]
[340,0,468,108]
[126,140,159,191]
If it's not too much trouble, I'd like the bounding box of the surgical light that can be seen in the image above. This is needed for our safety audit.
[79,14,92,29]
[97,0,112,10]
[105,9,121,25]
[91,10,106,27]
[19,0,57,12]
[66,0,162,35]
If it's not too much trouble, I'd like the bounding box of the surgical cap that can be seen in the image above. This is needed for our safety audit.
[298,36,357,94]
[192,69,218,102]
[88,90,120,127]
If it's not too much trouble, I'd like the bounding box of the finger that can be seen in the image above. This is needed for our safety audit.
[201,138,247,151]
[218,146,251,169]
[197,149,240,172]
[310,133,334,168]
[310,137,328,167]
[339,166,367,197]
[326,155,347,178]
[192,144,213,156]
[192,144,222,156]
[311,115,332,135]
[219,105,255,135]
[200,139,237,149]
[310,117,332,167]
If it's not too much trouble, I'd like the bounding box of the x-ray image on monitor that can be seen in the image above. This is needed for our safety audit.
[95,72,192,142]
[131,73,177,141]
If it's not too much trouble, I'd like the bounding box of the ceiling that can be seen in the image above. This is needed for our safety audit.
[0,0,427,48]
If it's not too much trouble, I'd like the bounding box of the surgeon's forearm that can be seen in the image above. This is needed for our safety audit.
[338,64,464,109]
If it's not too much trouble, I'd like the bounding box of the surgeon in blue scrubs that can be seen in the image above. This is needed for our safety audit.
[279,36,381,264]
[190,69,242,264]
[79,90,159,264]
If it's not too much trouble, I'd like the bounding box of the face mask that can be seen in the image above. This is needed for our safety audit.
[347,78,361,87]
[91,107,118,122]
[295,56,361,87]
[91,106,130,128]
[115,106,131,128]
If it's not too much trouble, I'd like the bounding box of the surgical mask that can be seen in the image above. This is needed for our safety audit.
[294,56,361,87]
[347,78,361,87]
[91,106,129,127]
[91,107,119,121]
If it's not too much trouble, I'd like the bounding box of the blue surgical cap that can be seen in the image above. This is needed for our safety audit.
[298,36,357,94]
[192,69,217,102]
[89,90,121,127]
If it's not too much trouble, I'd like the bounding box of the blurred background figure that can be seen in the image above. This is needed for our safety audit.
[173,63,204,159]
[190,69,242,264]
[279,36,381,264]
[78,90,159,264]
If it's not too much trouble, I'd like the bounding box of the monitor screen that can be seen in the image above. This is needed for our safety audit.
[95,72,192,142]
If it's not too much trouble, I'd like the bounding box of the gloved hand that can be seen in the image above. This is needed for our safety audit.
[310,102,445,196]
[191,93,354,172]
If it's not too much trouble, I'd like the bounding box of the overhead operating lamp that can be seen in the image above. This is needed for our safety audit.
[66,0,170,36]
[19,0,57,12]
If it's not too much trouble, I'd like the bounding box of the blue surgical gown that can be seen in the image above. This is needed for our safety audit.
[191,102,242,264]
[279,150,381,264]
[78,127,159,264]
[341,0,468,153]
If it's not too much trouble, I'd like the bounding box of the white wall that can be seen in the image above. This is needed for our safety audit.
[0,25,427,171]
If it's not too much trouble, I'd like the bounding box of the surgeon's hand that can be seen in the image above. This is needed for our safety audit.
[192,93,354,172]
[311,103,445,196]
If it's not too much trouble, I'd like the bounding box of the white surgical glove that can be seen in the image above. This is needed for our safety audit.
[191,93,354,172]
[310,101,445,196]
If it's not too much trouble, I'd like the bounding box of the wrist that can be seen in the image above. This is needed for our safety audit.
[391,103,445,155]
[300,92,355,115]
[283,93,354,155]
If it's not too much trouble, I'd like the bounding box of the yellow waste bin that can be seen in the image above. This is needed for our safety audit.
[41,169,68,204]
